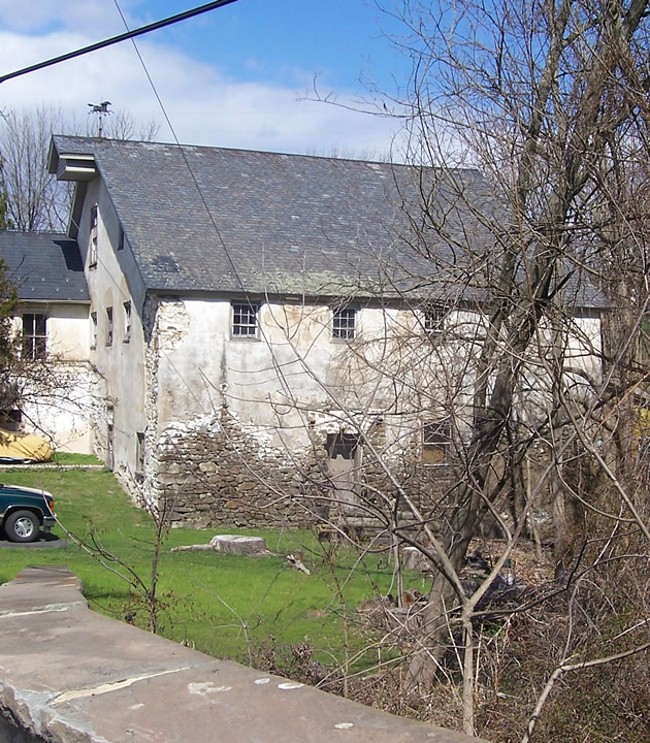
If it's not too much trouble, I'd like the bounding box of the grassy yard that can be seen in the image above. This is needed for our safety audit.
[0,464,425,674]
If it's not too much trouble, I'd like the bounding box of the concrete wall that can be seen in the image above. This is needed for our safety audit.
[0,566,487,743]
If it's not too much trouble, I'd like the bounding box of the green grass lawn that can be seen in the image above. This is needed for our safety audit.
[0,466,424,674]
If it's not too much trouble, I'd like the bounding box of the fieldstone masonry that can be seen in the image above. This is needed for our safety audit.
[150,409,458,537]
[152,409,326,528]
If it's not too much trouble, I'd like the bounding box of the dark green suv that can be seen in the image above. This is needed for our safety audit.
[0,484,56,543]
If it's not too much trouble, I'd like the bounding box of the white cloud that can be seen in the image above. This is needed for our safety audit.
[0,0,123,33]
[0,19,404,159]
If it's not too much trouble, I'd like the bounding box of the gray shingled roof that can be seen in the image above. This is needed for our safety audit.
[0,231,88,302]
[50,135,504,301]
[48,135,604,308]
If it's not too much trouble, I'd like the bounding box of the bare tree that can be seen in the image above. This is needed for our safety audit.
[273,0,650,735]
[0,260,18,416]
[319,0,650,735]
[0,105,160,233]
[0,106,73,232]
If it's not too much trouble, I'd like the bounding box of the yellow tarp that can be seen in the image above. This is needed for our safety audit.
[0,430,53,462]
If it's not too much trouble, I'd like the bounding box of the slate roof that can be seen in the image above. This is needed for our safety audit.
[48,135,604,308]
[49,135,506,301]
[0,231,89,302]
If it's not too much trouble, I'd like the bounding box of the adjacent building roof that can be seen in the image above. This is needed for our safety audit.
[48,135,504,302]
[0,231,89,303]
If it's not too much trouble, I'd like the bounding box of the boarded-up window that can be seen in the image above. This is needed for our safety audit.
[422,420,451,464]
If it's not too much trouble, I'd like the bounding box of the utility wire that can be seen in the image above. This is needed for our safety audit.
[0,0,241,85]
[106,0,306,413]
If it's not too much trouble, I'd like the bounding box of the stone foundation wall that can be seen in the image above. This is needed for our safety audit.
[150,411,457,533]
[151,410,328,528]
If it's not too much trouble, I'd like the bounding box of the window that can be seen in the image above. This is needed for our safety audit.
[333,307,356,340]
[106,405,114,470]
[136,431,145,474]
[637,317,650,366]
[123,301,131,343]
[89,205,98,267]
[90,312,97,349]
[0,409,22,431]
[231,303,258,338]
[422,420,452,464]
[22,313,47,360]
[326,432,359,460]
[118,226,125,251]
[106,307,113,346]
[423,305,446,336]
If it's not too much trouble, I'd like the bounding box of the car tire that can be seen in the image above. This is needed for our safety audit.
[5,510,40,543]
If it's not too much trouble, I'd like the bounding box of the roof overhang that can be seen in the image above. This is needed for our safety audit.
[53,153,97,182]
[47,138,97,182]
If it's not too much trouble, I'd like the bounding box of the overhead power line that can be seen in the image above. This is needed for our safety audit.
[0,0,241,85]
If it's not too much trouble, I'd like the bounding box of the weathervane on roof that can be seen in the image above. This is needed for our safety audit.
[88,100,112,138]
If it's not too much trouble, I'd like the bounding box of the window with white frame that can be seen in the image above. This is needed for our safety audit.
[422,419,452,464]
[106,307,113,346]
[123,301,131,343]
[22,313,47,360]
[231,303,259,338]
[332,307,356,340]
[89,204,98,267]
[423,305,446,336]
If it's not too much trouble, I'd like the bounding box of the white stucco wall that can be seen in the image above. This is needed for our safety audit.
[148,296,604,457]
[69,173,605,479]
[13,302,89,360]
[153,299,412,449]
[76,177,148,475]
[11,302,94,453]
[19,362,96,453]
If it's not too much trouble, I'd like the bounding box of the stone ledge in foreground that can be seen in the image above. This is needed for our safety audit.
[0,566,489,743]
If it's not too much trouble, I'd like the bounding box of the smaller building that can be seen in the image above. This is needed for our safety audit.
[0,231,94,453]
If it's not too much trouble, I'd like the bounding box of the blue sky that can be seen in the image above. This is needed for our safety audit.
[0,0,412,156]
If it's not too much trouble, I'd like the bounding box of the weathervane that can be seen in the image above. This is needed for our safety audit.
[88,100,112,138]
